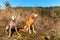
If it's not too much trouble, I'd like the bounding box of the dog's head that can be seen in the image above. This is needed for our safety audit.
[30,12,38,18]
[11,15,16,20]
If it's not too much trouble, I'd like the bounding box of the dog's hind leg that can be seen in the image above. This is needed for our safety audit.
[6,25,9,36]
[8,25,11,37]
[29,25,32,34]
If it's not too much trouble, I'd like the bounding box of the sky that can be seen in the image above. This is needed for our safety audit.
[0,0,60,8]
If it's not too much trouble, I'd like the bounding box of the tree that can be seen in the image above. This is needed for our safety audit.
[5,2,11,9]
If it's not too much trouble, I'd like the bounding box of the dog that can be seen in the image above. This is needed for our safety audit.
[6,15,21,37]
[22,12,38,34]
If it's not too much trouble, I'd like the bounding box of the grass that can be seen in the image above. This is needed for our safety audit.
[0,6,60,40]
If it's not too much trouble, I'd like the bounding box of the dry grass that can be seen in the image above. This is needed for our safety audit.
[0,6,60,40]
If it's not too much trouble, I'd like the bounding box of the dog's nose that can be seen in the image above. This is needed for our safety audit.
[35,14,38,17]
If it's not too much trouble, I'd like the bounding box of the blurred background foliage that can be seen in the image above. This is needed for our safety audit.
[0,2,60,40]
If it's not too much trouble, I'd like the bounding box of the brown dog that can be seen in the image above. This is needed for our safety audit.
[22,12,38,34]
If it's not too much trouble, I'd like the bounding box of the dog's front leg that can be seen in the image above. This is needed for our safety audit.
[15,25,21,36]
[32,24,36,33]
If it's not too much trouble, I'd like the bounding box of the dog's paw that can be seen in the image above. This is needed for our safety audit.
[33,31,36,33]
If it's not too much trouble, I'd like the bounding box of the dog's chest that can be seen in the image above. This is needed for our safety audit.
[26,18,34,25]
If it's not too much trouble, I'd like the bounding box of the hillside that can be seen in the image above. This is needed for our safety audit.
[0,4,60,40]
